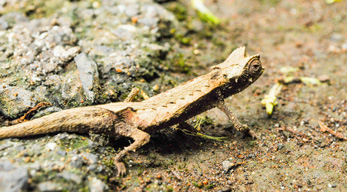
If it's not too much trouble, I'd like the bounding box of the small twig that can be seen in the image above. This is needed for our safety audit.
[169,168,182,181]
[319,121,347,140]
[277,127,310,141]
[277,127,306,137]
[180,128,227,141]
[141,90,150,100]
[21,102,52,120]
[1,102,52,126]
[124,87,140,102]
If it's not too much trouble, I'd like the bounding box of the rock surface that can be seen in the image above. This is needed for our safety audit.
[0,161,29,192]
[0,0,175,119]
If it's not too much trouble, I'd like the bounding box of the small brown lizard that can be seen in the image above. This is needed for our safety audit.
[0,47,264,175]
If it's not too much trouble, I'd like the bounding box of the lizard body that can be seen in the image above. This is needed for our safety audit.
[0,47,264,175]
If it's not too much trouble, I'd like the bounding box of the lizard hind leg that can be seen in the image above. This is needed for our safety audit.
[113,127,150,177]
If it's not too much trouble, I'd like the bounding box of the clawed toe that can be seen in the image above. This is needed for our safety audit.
[234,123,249,132]
[241,124,249,131]
[247,129,258,139]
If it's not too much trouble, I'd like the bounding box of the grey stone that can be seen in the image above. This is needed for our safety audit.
[27,162,41,171]
[55,132,71,140]
[53,46,80,60]
[222,160,235,173]
[82,153,98,164]
[38,182,63,192]
[0,161,29,192]
[125,4,139,17]
[60,71,84,101]
[58,170,83,184]
[0,86,34,118]
[0,140,14,151]
[0,18,9,30]
[89,177,108,192]
[112,25,137,39]
[138,17,158,27]
[0,12,29,28]
[32,107,62,119]
[330,33,343,42]
[92,45,115,56]
[87,164,98,172]
[71,155,83,168]
[74,53,99,102]
[0,0,179,120]
[56,150,67,157]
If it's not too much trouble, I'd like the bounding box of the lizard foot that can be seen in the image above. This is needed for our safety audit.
[114,161,127,177]
[112,127,150,177]
[234,124,258,139]
[216,101,253,136]
[234,123,249,132]
[246,129,258,139]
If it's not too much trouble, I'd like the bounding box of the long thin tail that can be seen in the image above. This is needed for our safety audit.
[0,107,118,138]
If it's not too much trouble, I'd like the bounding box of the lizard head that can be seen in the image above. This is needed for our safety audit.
[211,47,264,94]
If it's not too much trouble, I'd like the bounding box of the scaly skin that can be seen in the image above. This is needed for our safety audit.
[0,47,264,176]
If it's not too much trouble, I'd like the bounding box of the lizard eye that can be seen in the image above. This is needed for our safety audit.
[249,59,261,74]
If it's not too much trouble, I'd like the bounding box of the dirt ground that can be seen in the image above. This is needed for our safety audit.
[120,0,347,191]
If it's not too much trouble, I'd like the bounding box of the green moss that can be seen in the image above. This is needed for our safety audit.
[192,181,203,188]
[101,158,115,168]
[58,136,90,150]
[165,2,188,21]
[175,33,192,45]
[307,24,323,32]
[166,52,192,74]
[0,0,66,18]
[205,183,214,189]
[259,0,280,6]
[166,186,174,192]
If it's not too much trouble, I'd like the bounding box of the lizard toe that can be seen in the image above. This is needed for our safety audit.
[247,129,258,139]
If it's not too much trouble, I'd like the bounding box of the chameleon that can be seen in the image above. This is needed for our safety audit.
[0,47,264,176]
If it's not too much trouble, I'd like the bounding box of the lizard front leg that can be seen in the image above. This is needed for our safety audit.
[216,101,257,138]
[113,126,150,176]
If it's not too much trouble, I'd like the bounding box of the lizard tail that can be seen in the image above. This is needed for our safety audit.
[0,107,118,139]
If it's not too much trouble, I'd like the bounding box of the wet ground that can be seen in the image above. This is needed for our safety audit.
[0,0,346,191]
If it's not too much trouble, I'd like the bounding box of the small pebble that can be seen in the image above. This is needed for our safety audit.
[222,160,234,173]
[45,143,57,151]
